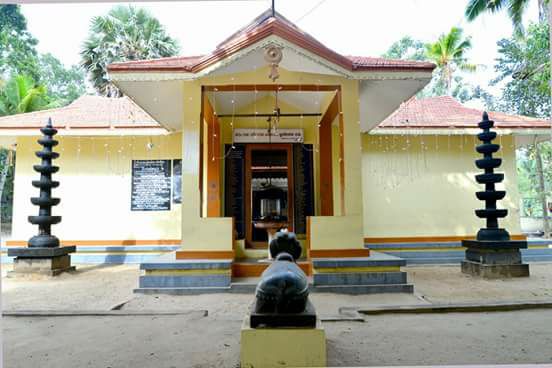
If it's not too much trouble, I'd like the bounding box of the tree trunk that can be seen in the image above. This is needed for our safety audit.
[538,0,549,23]
[0,155,10,239]
[534,137,550,237]
[445,65,452,95]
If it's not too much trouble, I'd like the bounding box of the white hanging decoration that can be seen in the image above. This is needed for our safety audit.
[264,45,283,82]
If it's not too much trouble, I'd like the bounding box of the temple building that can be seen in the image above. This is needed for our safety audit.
[0,11,549,290]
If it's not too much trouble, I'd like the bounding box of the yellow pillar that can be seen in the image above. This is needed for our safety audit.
[178,81,233,257]
[309,79,366,256]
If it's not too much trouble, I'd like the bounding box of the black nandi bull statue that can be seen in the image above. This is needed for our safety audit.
[251,232,315,328]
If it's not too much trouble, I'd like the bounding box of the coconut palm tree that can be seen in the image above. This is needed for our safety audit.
[0,74,57,116]
[80,5,179,97]
[425,27,477,95]
[465,0,549,33]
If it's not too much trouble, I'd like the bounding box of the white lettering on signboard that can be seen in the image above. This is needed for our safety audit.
[233,129,304,143]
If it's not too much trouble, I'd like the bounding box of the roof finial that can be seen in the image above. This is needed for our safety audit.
[271,0,275,17]
[482,111,489,121]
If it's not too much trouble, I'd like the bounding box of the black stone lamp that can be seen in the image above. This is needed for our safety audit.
[8,119,76,276]
[29,118,62,247]
[461,112,529,278]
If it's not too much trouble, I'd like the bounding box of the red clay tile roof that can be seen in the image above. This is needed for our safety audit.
[348,56,435,70]
[107,55,203,72]
[108,10,435,74]
[0,95,161,130]
[378,96,551,130]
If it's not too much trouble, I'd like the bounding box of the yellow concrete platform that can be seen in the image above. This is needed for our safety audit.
[240,316,326,367]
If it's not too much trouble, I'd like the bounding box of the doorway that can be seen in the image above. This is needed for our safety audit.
[245,144,294,249]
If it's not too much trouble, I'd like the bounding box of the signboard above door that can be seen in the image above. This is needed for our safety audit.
[233,129,304,144]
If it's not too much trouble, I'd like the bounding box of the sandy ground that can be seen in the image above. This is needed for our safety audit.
[409,264,552,304]
[4,263,552,312]
[3,263,552,367]
[1,264,137,311]
[4,311,552,367]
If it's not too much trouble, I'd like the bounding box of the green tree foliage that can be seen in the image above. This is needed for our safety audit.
[0,3,26,30]
[491,22,552,226]
[1,5,85,107]
[425,27,477,95]
[465,0,549,34]
[0,148,15,233]
[517,142,552,217]
[382,30,478,101]
[0,74,58,116]
[382,36,427,61]
[492,22,550,118]
[81,5,179,96]
[0,5,40,81]
[38,53,86,104]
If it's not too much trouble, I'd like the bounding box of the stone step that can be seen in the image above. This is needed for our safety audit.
[139,274,231,288]
[313,271,407,286]
[134,286,231,295]
[312,252,406,268]
[312,283,414,294]
[134,283,414,295]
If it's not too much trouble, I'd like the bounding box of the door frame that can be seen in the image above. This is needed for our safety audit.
[244,143,294,249]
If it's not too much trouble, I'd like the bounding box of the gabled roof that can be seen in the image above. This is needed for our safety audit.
[0,95,162,131]
[108,9,435,74]
[377,96,551,130]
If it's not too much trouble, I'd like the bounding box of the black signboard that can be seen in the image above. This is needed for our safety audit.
[293,144,315,234]
[131,160,171,211]
[172,159,182,204]
[224,144,245,238]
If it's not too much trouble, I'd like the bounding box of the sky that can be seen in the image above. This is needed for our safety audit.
[19,0,540,105]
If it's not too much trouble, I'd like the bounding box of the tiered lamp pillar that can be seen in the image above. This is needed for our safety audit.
[8,119,75,276]
[461,112,529,278]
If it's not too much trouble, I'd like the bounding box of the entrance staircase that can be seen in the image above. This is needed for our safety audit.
[134,250,413,295]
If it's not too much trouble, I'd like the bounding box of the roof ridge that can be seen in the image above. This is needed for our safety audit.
[109,54,204,67]
[107,9,436,74]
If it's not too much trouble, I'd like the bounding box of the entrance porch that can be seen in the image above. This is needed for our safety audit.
[132,82,409,293]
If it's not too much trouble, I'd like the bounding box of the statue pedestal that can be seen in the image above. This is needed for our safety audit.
[240,316,326,367]
[461,240,529,278]
[8,246,76,277]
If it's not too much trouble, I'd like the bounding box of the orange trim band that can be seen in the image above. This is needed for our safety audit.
[6,239,181,246]
[309,249,370,258]
[364,235,527,244]
[175,250,234,260]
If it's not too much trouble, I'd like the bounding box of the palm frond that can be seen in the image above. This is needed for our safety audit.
[465,0,507,21]
[80,5,179,96]
[508,0,530,34]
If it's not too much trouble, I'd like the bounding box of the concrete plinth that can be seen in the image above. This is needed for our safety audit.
[461,260,529,278]
[7,246,76,277]
[240,316,326,368]
[461,240,529,279]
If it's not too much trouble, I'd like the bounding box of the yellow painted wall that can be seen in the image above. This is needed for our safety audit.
[12,134,182,241]
[361,134,522,238]
[218,94,319,145]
